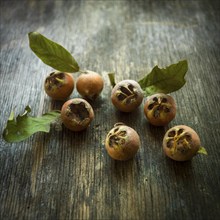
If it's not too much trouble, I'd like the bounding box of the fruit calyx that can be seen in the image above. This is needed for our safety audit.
[148,96,171,118]
[116,83,138,105]
[108,125,127,150]
[45,71,65,91]
[65,101,91,125]
[165,127,192,155]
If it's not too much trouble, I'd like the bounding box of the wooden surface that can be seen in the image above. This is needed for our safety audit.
[0,0,220,219]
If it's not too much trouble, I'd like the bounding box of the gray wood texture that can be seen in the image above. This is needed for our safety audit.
[1,0,220,219]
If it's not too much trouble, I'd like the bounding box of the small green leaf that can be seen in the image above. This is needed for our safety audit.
[138,60,188,96]
[108,72,116,87]
[3,106,61,143]
[28,32,79,73]
[198,146,208,155]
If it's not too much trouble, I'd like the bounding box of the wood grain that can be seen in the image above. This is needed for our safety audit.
[0,0,220,219]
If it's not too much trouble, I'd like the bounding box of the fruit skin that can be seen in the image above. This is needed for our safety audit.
[44,71,74,100]
[105,123,140,161]
[61,98,94,131]
[144,93,176,126]
[76,70,104,100]
[163,125,201,161]
[111,80,144,112]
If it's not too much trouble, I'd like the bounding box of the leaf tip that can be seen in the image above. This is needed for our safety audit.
[9,111,14,121]
[28,32,36,40]
[28,31,39,36]
[108,72,116,87]
[198,146,208,155]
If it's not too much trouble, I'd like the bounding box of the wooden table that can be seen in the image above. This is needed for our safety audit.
[1,0,220,219]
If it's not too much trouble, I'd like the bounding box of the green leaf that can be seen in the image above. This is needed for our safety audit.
[28,32,79,73]
[108,72,116,87]
[138,60,188,96]
[2,106,61,143]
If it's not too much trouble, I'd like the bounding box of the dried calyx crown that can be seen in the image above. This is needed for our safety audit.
[116,83,139,104]
[165,127,192,155]
[66,101,90,122]
[45,71,65,90]
[148,96,171,118]
[107,122,127,148]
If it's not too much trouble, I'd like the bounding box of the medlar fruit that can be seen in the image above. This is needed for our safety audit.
[163,125,202,161]
[44,71,74,100]
[105,123,140,161]
[111,80,144,112]
[76,70,104,100]
[144,93,176,126]
[61,98,94,131]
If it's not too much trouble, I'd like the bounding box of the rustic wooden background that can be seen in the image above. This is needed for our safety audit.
[1,0,220,219]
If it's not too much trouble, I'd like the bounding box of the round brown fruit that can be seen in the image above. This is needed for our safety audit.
[61,98,94,131]
[111,80,144,112]
[105,123,140,161]
[144,93,176,126]
[76,70,104,100]
[44,71,74,100]
[163,125,201,161]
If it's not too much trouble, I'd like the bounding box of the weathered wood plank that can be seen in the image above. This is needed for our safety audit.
[0,0,220,220]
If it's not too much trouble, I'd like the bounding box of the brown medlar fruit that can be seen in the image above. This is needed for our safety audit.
[163,125,202,161]
[44,71,74,100]
[111,80,144,112]
[105,123,140,161]
[61,98,94,131]
[144,93,176,126]
[76,70,104,100]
